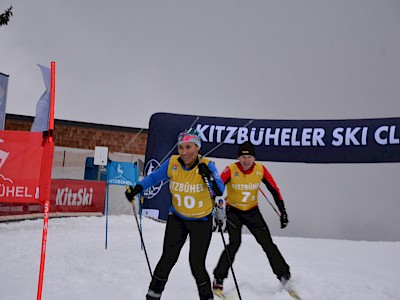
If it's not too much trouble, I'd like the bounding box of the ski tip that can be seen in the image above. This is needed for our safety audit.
[288,289,303,300]
[212,289,228,300]
[213,288,239,300]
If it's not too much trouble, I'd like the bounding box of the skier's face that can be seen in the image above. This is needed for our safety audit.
[178,142,199,168]
[238,155,255,171]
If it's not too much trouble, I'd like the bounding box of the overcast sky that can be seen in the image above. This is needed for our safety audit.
[1,1,400,241]
[2,0,400,128]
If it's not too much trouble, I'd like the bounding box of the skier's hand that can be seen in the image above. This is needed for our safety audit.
[280,210,289,229]
[125,185,143,202]
[198,162,212,181]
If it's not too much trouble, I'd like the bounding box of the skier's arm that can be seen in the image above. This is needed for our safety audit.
[261,165,289,228]
[220,166,231,185]
[261,165,285,212]
[207,161,225,197]
[125,159,171,202]
[138,158,170,191]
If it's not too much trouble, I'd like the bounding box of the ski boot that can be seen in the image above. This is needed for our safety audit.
[146,289,161,300]
[212,278,224,291]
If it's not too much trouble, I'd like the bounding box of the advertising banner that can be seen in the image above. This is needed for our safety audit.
[107,161,138,186]
[142,112,400,220]
[51,179,106,215]
[0,131,45,204]
[0,179,106,220]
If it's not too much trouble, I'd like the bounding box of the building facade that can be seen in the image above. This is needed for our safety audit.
[5,114,148,155]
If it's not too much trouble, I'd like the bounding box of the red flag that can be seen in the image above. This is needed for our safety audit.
[0,131,49,204]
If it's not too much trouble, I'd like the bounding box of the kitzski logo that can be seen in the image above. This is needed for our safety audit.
[56,187,93,206]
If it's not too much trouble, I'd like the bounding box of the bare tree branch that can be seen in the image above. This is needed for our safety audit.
[0,6,13,27]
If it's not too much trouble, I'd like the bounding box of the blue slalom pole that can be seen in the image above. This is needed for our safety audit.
[105,162,110,249]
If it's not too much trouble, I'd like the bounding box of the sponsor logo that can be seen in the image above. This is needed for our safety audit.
[231,182,260,191]
[194,123,400,147]
[55,187,94,206]
[143,159,163,199]
[108,162,135,186]
[0,139,10,173]
[0,138,40,200]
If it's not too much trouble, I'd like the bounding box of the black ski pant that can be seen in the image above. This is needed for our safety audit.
[148,213,214,300]
[213,206,290,281]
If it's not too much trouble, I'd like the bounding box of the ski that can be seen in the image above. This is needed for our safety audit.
[213,289,228,300]
[286,288,303,300]
[212,289,237,300]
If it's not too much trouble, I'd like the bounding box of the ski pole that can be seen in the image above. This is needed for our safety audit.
[132,195,153,277]
[258,187,281,217]
[202,176,243,300]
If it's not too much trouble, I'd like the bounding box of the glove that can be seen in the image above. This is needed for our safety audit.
[198,162,212,181]
[125,185,143,202]
[280,210,289,229]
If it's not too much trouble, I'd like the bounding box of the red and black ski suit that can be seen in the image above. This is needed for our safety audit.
[213,161,291,282]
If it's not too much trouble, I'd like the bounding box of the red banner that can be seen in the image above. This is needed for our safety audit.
[0,179,106,220]
[0,131,46,204]
[50,179,106,215]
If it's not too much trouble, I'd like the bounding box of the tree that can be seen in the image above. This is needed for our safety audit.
[0,6,13,27]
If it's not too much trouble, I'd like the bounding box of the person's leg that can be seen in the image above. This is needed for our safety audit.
[244,208,290,281]
[146,214,188,299]
[213,207,243,287]
[188,215,214,300]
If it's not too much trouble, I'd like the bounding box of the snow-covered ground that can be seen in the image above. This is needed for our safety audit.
[1,215,399,300]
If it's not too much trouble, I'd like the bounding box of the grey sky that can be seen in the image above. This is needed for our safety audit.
[1,1,399,241]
